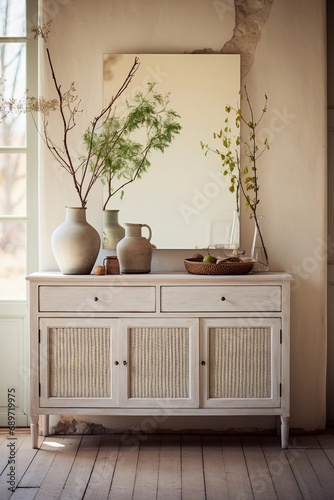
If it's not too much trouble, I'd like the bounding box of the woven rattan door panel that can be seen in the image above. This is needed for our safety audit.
[119,318,199,407]
[39,318,119,407]
[201,318,281,408]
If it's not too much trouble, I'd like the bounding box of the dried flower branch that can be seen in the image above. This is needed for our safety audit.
[0,80,23,121]
[25,23,138,206]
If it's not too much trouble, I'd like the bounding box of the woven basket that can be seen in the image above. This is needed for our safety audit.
[184,258,254,275]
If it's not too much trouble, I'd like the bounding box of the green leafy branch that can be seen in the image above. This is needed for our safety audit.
[201,86,269,266]
[86,82,182,210]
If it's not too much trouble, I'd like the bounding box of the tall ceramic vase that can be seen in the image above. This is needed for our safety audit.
[117,223,152,273]
[102,209,125,250]
[51,207,101,275]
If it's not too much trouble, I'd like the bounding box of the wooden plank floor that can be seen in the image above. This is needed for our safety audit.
[1,430,334,499]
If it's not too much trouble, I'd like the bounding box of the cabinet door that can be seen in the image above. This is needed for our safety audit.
[39,318,119,407]
[119,318,199,408]
[200,318,281,408]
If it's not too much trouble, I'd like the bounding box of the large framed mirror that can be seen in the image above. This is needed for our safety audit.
[103,53,240,249]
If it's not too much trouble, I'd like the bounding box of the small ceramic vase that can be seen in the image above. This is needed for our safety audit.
[117,223,152,273]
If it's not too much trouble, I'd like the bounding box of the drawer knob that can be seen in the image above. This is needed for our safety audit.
[94,297,99,302]
[123,360,127,366]
[114,361,119,366]
[221,296,226,301]
[201,361,206,366]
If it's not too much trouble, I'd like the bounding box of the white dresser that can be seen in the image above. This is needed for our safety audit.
[27,271,292,448]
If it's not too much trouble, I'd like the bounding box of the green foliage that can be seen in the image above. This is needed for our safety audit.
[85,83,182,210]
[201,86,270,265]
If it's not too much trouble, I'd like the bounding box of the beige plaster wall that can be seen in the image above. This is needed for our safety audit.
[39,0,327,432]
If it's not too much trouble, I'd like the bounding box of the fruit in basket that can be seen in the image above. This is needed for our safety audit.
[202,248,217,263]
[192,253,204,260]
[203,254,217,263]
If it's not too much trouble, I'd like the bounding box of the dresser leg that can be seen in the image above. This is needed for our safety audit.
[30,415,39,449]
[281,416,289,449]
[42,415,49,436]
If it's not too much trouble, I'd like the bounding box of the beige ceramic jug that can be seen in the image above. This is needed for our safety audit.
[116,223,153,273]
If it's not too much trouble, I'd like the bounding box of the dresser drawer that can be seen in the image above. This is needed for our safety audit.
[39,286,156,312]
[160,286,281,312]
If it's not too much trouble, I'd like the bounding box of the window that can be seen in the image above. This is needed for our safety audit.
[0,0,38,300]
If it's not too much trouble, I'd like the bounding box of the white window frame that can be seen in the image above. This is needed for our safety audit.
[0,0,39,298]
[0,0,38,427]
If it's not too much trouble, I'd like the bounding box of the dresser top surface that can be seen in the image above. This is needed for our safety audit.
[26,271,293,285]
